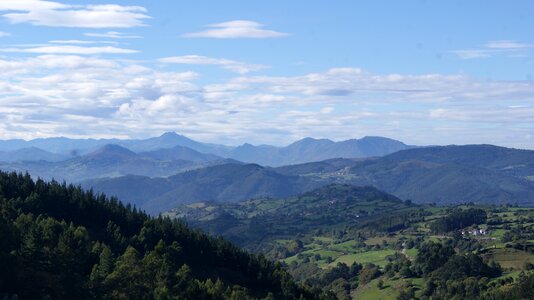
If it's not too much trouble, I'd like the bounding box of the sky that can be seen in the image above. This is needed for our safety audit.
[0,0,533,148]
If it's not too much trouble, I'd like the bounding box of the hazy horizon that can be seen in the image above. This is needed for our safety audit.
[1,131,533,151]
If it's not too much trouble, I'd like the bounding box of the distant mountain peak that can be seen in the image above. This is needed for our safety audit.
[300,137,332,142]
[160,131,180,137]
[290,137,334,146]
[159,132,189,140]
[358,136,406,143]
[360,136,387,140]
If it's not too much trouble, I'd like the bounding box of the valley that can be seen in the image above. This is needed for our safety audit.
[169,185,534,299]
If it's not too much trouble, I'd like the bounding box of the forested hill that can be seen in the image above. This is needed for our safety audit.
[0,171,333,299]
[167,184,416,252]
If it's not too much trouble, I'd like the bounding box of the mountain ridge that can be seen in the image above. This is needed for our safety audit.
[83,144,534,212]
[0,132,413,166]
[0,147,67,163]
[0,144,230,182]
[83,162,320,214]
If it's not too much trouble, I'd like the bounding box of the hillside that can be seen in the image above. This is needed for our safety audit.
[84,163,321,214]
[0,147,66,163]
[140,145,222,162]
[383,144,534,177]
[0,171,328,299]
[346,159,534,205]
[167,184,417,251]
[83,144,534,214]
[275,145,534,206]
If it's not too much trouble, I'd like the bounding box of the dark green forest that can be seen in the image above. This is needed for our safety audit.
[429,208,487,233]
[0,171,333,299]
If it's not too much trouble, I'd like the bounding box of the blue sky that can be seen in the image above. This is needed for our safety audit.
[0,0,533,148]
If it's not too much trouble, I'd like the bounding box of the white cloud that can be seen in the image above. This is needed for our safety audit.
[0,31,10,37]
[0,55,118,75]
[485,40,531,49]
[182,20,289,39]
[451,49,492,59]
[49,40,98,44]
[159,55,267,74]
[452,40,533,59]
[1,45,138,55]
[232,68,475,99]
[0,0,149,28]
[0,1,65,10]
[429,107,534,123]
[49,39,118,45]
[84,31,142,39]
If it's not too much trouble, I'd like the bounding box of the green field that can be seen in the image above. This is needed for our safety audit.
[484,248,534,270]
[353,277,425,300]
[330,249,396,267]
[353,277,401,300]
[365,236,398,246]
[329,240,360,251]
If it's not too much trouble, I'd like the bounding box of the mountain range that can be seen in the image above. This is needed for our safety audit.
[0,132,413,182]
[227,136,412,166]
[0,132,412,167]
[83,144,534,214]
[0,144,230,182]
[1,133,533,213]
[275,144,534,206]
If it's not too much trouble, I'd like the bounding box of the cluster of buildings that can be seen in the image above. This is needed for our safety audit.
[461,228,489,236]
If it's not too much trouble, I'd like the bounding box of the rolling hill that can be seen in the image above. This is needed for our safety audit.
[83,163,321,214]
[83,144,534,214]
[166,184,417,251]
[381,144,534,177]
[275,145,534,206]
[347,159,534,205]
